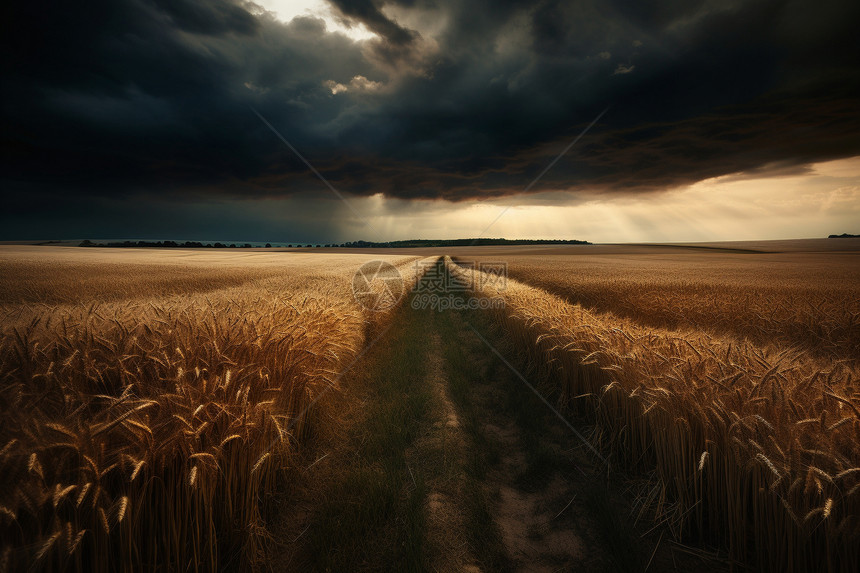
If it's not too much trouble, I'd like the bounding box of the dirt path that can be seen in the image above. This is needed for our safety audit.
[434,302,730,573]
[476,405,588,572]
[439,310,614,572]
[412,330,483,572]
[269,271,729,572]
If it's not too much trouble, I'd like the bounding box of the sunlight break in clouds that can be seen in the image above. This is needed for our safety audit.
[252,0,376,41]
[333,156,860,243]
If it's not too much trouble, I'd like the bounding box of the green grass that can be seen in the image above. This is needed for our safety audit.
[299,301,433,572]
[434,307,512,572]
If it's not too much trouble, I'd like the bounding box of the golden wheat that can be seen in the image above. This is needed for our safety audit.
[446,255,860,573]
[459,251,860,362]
[0,247,426,572]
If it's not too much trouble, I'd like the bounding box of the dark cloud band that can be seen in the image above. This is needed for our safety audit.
[2,0,858,214]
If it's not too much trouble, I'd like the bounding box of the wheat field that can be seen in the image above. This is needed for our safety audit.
[446,249,860,573]
[0,247,423,572]
[2,244,858,572]
[486,250,860,362]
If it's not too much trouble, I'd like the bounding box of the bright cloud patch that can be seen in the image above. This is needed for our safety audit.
[324,75,384,94]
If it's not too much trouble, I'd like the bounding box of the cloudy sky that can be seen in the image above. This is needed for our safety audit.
[2,0,859,243]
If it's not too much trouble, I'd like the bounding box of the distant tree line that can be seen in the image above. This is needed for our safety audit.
[78,240,319,248]
[78,237,591,249]
[339,238,591,248]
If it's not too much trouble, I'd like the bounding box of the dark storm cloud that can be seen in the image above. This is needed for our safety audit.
[328,0,417,45]
[2,0,859,223]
